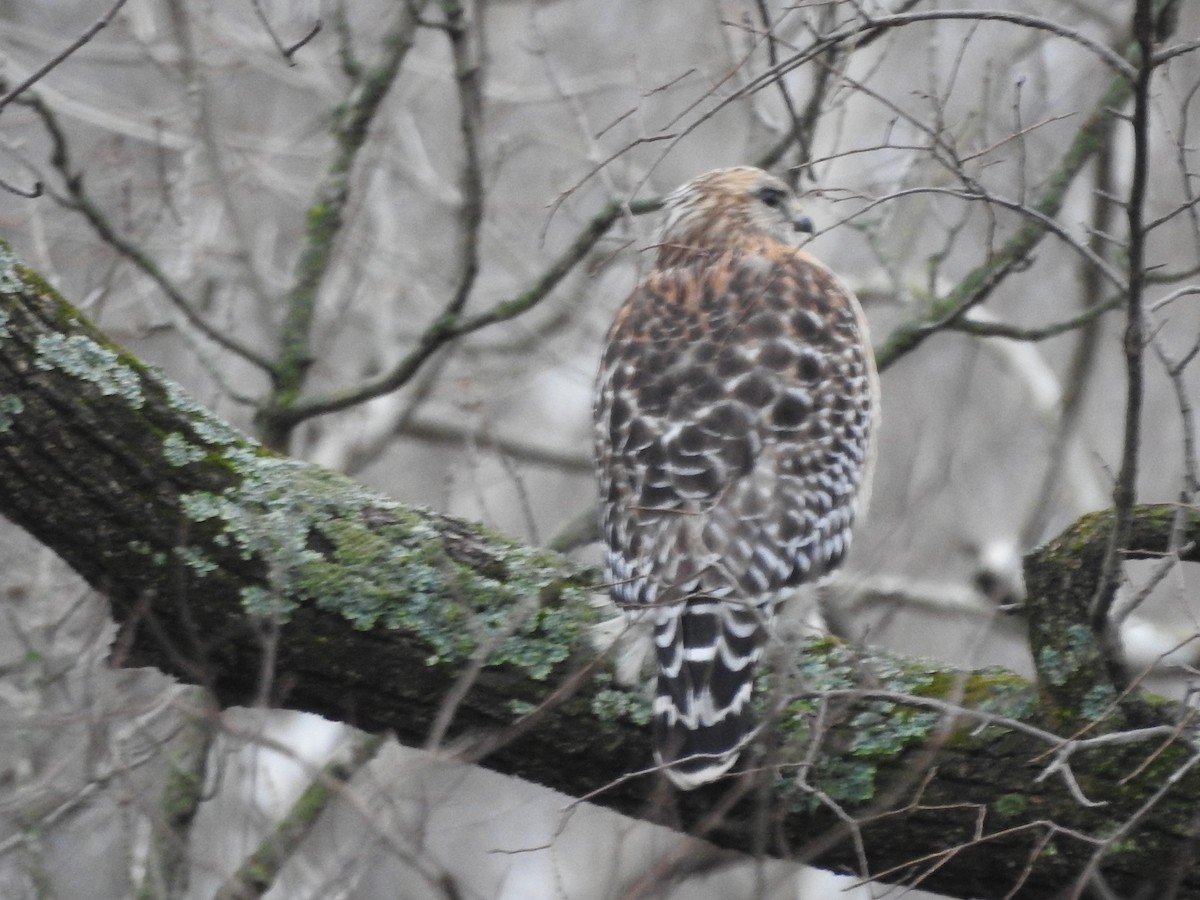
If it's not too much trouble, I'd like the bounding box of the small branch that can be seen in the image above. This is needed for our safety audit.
[272,196,659,425]
[1156,336,1200,497]
[0,175,42,199]
[1022,119,1117,547]
[442,0,486,318]
[212,731,387,900]
[164,0,277,324]
[260,0,429,450]
[648,5,1140,176]
[750,1,811,178]
[399,414,592,474]
[332,3,362,80]
[947,294,1121,342]
[876,58,1137,371]
[16,94,274,372]
[138,688,219,900]
[1088,0,1157,683]
[775,10,1137,83]
[0,0,129,115]
[1073,750,1200,899]
[1113,321,1200,628]
[248,0,322,65]
[1153,36,1200,66]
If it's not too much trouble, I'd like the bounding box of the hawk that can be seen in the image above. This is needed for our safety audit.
[593,167,879,789]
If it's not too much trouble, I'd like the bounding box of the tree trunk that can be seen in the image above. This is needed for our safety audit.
[2,241,1199,899]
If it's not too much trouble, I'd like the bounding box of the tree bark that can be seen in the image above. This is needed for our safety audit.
[2,241,1200,899]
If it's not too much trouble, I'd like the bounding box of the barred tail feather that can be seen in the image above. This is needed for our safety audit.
[652,598,769,790]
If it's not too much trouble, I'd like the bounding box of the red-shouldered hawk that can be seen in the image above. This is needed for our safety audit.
[593,167,879,789]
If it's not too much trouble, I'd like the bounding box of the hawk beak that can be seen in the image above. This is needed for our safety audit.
[792,213,815,234]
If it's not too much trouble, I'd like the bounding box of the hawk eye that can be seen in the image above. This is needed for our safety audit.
[756,186,787,210]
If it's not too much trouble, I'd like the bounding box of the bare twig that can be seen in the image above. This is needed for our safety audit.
[211,729,393,900]
[272,196,660,425]
[750,1,811,177]
[441,0,486,319]
[1022,120,1117,547]
[164,0,278,322]
[628,6,1139,181]
[948,294,1121,342]
[248,0,322,65]
[0,0,130,115]
[0,174,42,199]
[16,93,274,371]
[1089,0,1157,684]
[1071,750,1200,900]
[875,62,1136,371]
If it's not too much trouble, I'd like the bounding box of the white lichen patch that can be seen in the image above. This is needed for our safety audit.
[163,378,249,447]
[239,584,291,619]
[176,545,217,576]
[0,307,10,338]
[0,242,23,294]
[163,432,207,467]
[181,453,344,621]
[0,395,23,431]
[35,334,145,409]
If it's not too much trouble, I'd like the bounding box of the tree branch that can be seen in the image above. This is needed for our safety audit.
[0,0,130,114]
[1088,0,1156,687]
[4,243,1200,899]
[271,196,659,425]
[259,1,429,451]
[875,64,1134,371]
[16,93,275,373]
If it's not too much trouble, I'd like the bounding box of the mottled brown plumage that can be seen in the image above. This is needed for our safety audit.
[594,167,879,788]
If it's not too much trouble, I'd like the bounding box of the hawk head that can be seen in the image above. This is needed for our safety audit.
[657,167,814,261]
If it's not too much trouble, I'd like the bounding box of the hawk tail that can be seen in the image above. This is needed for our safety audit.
[652,597,770,790]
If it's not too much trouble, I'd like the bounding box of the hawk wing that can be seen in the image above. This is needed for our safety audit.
[595,244,875,613]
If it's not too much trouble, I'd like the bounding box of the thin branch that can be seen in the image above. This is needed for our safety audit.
[1113,323,1200,627]
[138,687,218,900]
[1022,121,1117,547]
[646,5,1140,175]
[875,61,1136,371]
[1156,335,1200,497]
[1089,0,1156,683]
[833,183,1127,291]
[164,0,277,324]
[211,730,394,900]
[779,9,1137,82]
[248,0,322,65]
[273,196,659,425]
[259,0,429,450]
[441,0,486,319]
[1153,37,1200,66]
[16,94,274,372]
[1072,750,1200,900]
[1166,69,1200,252]
[948,294,1122,342]
[750,1,811,179]
[0,174,42,199]
[0,0,129,115]
[332,2,362,81]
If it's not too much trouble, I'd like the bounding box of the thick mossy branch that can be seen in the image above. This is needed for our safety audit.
[3,242,1200,899]
[1024,505,1200,726]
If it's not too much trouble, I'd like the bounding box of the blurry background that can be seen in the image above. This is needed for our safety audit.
[1,1,1198,897]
